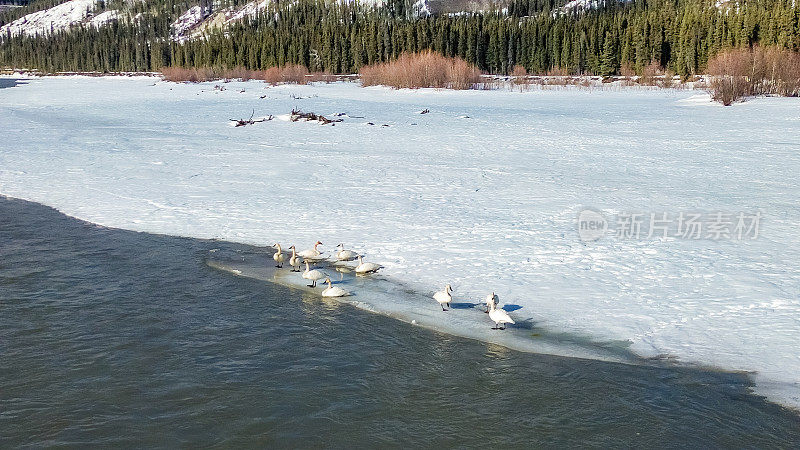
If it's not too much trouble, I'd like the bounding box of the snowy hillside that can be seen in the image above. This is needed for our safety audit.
[0,0,599,42]
[560,0,602,13]
[170,0,392,42]
[171,0,269,43]
[0,0,119,37]
[2,76,800,412]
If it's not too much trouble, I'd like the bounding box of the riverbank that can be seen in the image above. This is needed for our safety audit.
[2,75,799,411]
[2,195,799,446]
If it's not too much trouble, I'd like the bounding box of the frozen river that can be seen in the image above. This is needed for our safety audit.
[1,75,799,411]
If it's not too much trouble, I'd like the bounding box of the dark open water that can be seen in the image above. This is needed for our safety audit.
[1,196,799,447]
[0,78,26,89]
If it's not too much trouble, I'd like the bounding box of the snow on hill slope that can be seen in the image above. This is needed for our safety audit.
[171,1,269,42]
[0,0,119,37]
[170,0,393,43]
[88,9,119,28]
[560,0,602,12]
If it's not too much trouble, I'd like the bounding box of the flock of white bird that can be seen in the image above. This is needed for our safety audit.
[271,242,515,330]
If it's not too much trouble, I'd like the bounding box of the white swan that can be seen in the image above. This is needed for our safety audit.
[335,243,359,261]
[302,261,326,287]
[488,302,515,330]
[272,243,285,268]
[288,245,301,272]
[298,241,325,263]
[433,284,453,311]
[485,292,499,314]
[298,241,323,258]
[321,277,350,297]
[355,255,383,274]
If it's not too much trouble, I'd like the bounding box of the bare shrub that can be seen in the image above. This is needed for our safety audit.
[279,64,310,84]
[707,46,800,105]
[509,64,530,90]
[259,65,309,85]
[540,67,576,87]
[306,71,337,83]
[226,66,254,81]
[658,68,675,89]
[707,49,753,105]
[759,46,800,96]
[545,67,569,76]
[577,77,594,88]
[448,57,482,89]
[161,67,211,82]
[620,63,635,78]
[510,65,528,77]
[615,63,635,85]
[359,51,482,90]
[260,67,282,84]
[638,61,662,86]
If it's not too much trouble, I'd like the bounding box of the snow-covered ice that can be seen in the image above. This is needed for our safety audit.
[1,76,799,411]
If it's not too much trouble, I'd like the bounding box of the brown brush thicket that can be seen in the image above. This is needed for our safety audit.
[707,46,800,105]
[161,67,221,82]
[510,64,531,90]
[260,65,309,84]
[359,51,482,89]
[638,61,662,85]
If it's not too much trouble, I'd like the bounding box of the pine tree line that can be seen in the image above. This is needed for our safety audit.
[1,0,798,76]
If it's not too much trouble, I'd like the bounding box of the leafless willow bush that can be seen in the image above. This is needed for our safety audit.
[359,51,483,89]
[261,65,310,84]
[510,65,531,90]
[636,61,663,86]
[707,46,800,105]
[618,64,637,85]
[225,66,254,81]
[620,64,636,78]
[161,67,220,82]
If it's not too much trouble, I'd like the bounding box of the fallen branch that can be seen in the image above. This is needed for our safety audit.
[230,109,273,127]
[290,108,343,125]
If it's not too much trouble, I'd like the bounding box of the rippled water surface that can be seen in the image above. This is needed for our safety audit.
[1,197,798,447]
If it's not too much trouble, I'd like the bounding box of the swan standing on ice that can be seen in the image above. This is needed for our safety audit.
[302,261,326,287]
[433,284,453,311]
[335,243,359,261]
[272,243,285,268]
[488,302,515,330]
[355,255,383,274]
[485,292,499,313]
[288,245,301,272]
[299,241,325,262]
[321,277,350,297]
